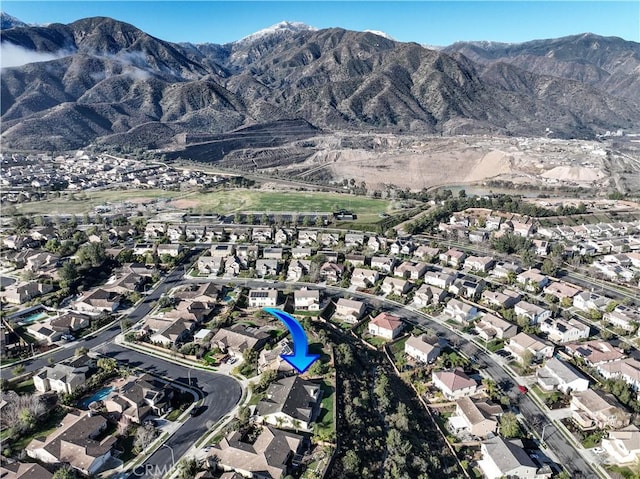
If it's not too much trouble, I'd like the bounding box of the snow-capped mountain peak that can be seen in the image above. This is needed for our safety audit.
[1,12,28,30]
[363,30,395,41]
[236,21,317,44]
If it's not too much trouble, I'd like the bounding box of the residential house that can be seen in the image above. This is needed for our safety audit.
[157,244,183,258]
[573,291,610,313]
[2,281,53,305]
[453,397,502,438]
[27,323,63,344]
[256,259,281,278]
[211,244,235,258]
[533,239,550,256]
[597,358,640,390]
[464,255,495,272]
[536,357,589,394]
[318,250,339,262]
[570,389,631,430]
[413,245,439,261]
[333,298,366,324]
[444,299,478,323]
[604,306,640,332]
[511,221,534,237]
[351,268,379,288]
[297,230,317,246]
[287,260,310,282]
[0,462,53,479]
[543,281,582,302]
[368,312,404,340]
[236,244,260,261]
[319,232,340,247]
[26,411,116,476]
[258,339,295,374]
[294,289,320,311]
[492,261,522,279]
[382,277,412,296]
[319,262,344,283]
[344,254,366,267]
[274,228,291,245]
[209,426,303,479]
[105,374,174,423]
[49,312,91,335]
[539,317,590,343]
[367,235,386,253]
[33,355,94,394]
[469,229,490,244]
[248,289,278,308]
[255,376,321,431]
[432,368,477,400]
[229,228,250,243]
[481,289,520,309]
[485,215,502,231]
[449,277,484,300]
[74,288,122,313]
[439,248,466,267]
[506,332,554,364]
[413,284,447,307]
[211,324,271,356]
[344,233,365,248]
[516,269,549,292]
[394,261,428,280]
[252,227,273,242]
[476,313,518,341]
[173,282,221,303]
[565,340,625,367]
[262,247,284,260]
[478,437,551,479]
[514,300,551,325]
[150,319,194,347]
[423,270,456,289]
[404,334,440,363]
[198,255,225,275]
[602,426,640,464]
[370,256,394,273]
[291,247,313,259]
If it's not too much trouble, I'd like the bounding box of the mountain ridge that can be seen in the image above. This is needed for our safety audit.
[1,15,639,151]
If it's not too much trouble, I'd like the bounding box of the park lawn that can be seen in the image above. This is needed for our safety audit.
[14,189,185,215]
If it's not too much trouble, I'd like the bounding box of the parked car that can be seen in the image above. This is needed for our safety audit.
[518,385,529,394]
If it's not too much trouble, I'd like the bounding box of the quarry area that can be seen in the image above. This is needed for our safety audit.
[217,132,640,195]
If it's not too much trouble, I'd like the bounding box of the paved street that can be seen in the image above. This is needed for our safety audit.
[92,344,242,479]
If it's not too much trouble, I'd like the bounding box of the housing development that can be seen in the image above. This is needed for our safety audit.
[1,148,640,479]
[2,8,640,479]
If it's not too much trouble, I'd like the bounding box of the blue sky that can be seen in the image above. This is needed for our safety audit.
[4,1,639,45]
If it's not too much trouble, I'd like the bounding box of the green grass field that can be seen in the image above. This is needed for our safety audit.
[14,188,396,222]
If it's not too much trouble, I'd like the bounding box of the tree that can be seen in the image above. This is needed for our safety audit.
[76,241,107,268]
[178,458,198,479]
[342,450,360,473]
[97,357,118,373]
[521,349,534,368]
[540,259,558,277]
[134,424,158,453]
[59,261,79,286]
[52,465,75,479]
[74,347,88,357]
[482,378,499,400]
[499,412,521,438]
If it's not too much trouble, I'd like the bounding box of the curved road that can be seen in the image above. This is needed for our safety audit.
[4,262,242,478]
[200,277,599,478]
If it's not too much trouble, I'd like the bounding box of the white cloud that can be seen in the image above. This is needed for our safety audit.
[0,42,73,68]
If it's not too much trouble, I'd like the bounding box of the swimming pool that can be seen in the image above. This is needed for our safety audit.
[19,311,49,324]
[78,386,115,409]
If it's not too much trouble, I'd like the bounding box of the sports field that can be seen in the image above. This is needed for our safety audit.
[14,188,395,223]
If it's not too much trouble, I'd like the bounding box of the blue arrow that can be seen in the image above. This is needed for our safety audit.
[264,308,320,374]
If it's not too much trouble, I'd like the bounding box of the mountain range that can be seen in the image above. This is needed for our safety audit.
[1,14,639,151]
